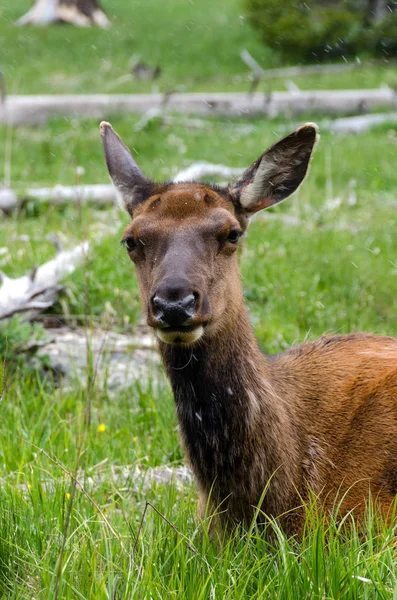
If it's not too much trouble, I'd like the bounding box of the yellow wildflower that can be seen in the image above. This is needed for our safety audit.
[97,423,106,433]
[65,492,71,500]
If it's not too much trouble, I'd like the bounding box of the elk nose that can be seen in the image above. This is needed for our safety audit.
[152,289,198,328]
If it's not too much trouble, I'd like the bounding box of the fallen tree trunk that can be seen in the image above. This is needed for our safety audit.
[0,242,89,321]
[17,0,110,28]
[324,112,397,134]
[173,162,243,183]
[240,50,362,79]
[19,184,115,208]
[0,185,115,212]
[1,89,396,125]
[0,163,245,212]
[2,104,396,213]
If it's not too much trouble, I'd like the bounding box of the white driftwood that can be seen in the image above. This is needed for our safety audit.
[0,241,89,320]
[19,463,192,497]
[38,326,160,393]
[0,188,18,212]
[324,112,397,134]
[26,183,116,205]
[173,162,243,183]
[0,184,115,212]
[1,89,396,125]
[1,163,245,211]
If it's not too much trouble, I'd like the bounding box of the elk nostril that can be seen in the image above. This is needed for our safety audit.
[193,291,202,310]
[151,291,198,327]
[152,296,162,308]
[180,294,195,311]
[152,295,168,321]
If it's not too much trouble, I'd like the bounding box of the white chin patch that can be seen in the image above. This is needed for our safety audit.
[156,326,204,345]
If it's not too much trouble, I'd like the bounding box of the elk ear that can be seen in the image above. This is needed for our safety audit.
[100,121,155,215]
[229,123,319,215]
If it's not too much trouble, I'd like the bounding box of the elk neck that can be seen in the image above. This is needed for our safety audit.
[158,296,299,518]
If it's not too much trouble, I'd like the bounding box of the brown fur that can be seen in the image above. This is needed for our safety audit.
[100,122,397,534]
[128,185,397,533]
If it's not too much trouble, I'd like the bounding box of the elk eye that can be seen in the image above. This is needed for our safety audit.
[227,230,241,244]
[121,236,136,252]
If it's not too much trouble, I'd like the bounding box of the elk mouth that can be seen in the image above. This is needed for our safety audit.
[155,324,204,345]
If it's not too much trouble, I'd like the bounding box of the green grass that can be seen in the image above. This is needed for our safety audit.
[1,0,396,95]
[0,115,396,596]
[1,1,397,596]
[0,375,397,598]
[1,115,397,345]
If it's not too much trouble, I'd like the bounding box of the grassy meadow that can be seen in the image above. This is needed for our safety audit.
[1,1,397,598]
[0,114,397,598]
[1,0,397,94]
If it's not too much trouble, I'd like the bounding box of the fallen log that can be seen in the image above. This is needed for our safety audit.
[173,162,243,183]
[3,102,395,215]
[324,112,397,134]
[0,241,89,320]
[240,50,363,80]
[1,89,396,125]
[25,183,114,206]
[0,162,245,212]
[37,325,160,392]
[0,184,115,212]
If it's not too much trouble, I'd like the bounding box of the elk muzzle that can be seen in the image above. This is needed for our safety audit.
[149,279,205,345]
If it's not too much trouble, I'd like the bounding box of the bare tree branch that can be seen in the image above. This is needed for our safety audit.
[0,242,89,321]
[2,89,396,126]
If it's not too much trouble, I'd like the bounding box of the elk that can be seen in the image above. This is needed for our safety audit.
[100,121,397,535]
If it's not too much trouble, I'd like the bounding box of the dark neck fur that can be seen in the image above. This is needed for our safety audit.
[159,309,295,522]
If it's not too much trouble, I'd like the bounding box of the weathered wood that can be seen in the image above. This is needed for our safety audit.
[0,242,89,321]
[325,112,397,134]
[0,185,115,212]
[0,189,18,212]
[38,325,160,392]
[1,89,396,125]
[24,184,115,206]
[0,163,246,212]
[240,50,362,79]
[173,162,243,183]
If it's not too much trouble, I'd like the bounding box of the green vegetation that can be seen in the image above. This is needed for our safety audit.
[1,0,396,95]
[1,1,397,596]
[246,0,397,63]
[0,114,396,596]
[1,0,271,95]
[1,115,397,346]
[0,316,50,375]
[0,420,396,600]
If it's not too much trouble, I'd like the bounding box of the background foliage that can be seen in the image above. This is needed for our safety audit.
[245,0,397,62]
[1,0,397,93]
[0,0,396,597]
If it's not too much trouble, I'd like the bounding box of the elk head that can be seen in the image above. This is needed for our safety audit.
[100,122,318,346]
